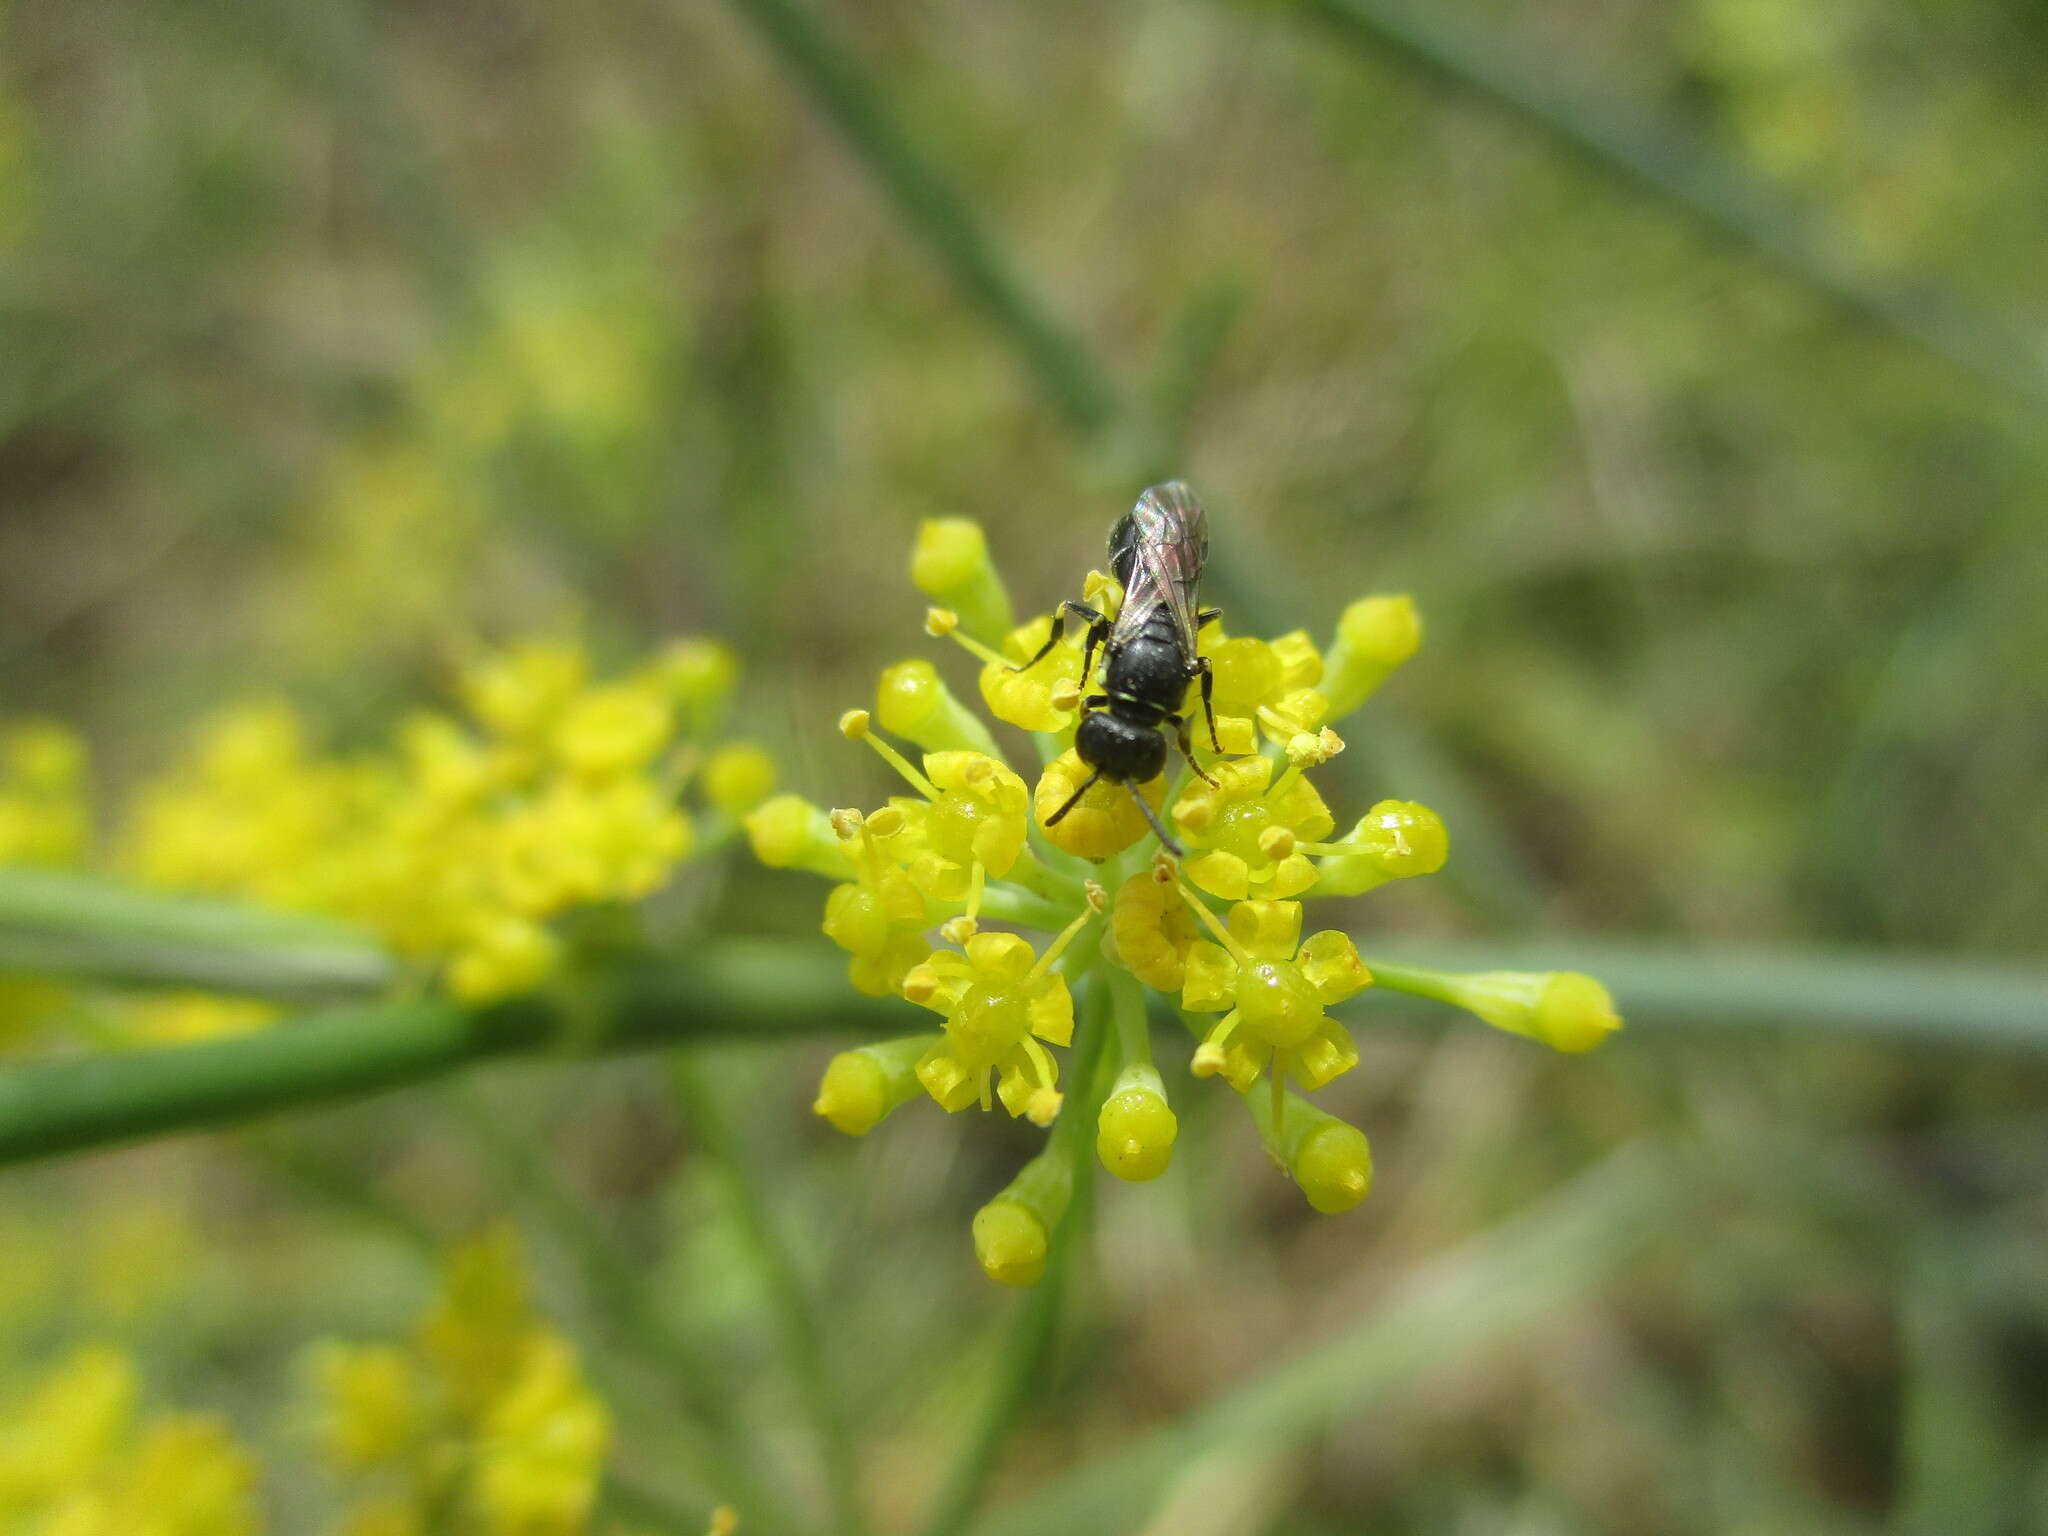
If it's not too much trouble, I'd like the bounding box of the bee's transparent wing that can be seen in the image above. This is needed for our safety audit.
[1115,481,1209,647]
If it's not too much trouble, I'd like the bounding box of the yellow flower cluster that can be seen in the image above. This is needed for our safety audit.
[0,1344,261,1535]
[117,637,771,1004]
[0,721,90,869]
[749,496,1622,1285]
[308,1227,614,1536]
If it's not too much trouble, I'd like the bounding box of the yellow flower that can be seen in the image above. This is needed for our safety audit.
[552,680,674,781]
[63,1415,260,1536]
[902,923,1086,1123]
[0,720,90,867]
[820,807,936,997]
[446,917,560,1004]
[977,612,1089,735]
[311,1343,424,1471]
[417,1227,537,1422]
[1200,627,1328,745]
[473,1334,610,1536]
[0,1346,260,1536]
[1033,749,1166,861]
[1182,898,1371,1106]
[463,642,590,744]
[1171,755,1334,901]
[121,994,278,1047]
[1110,869,1200,991]
[746,502,1617,1268]
[909,751,1029,901]
[0,1345,135,1505]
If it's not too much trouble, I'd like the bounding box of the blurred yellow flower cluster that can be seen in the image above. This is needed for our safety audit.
[308,1227,614,1536]
[750,496,1622,1284]
[116,637,770,1004]
[0,721,90,869]
[0,1344,260,1535]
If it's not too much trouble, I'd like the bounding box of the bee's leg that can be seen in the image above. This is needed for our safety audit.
[1192,654,1223,752]
[1080,694,1110,710]
[1043,767,1101,826]
[1197,607,1222,629]
[1174,713,1222,789]
[1010,601,1107,675]
[1127,780,1185,858]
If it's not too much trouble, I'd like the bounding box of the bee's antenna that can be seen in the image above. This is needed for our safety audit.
[1043,768,1101,827]
[1127,781,1185,858]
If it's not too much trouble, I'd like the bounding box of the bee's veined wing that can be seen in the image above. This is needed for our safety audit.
[1114,481,1210,646]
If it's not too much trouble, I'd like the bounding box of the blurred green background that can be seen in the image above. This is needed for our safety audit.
[2,0,2045,1531]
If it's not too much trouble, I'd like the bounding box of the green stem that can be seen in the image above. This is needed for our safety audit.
[723,0,1117,434]
[1107,964,1153,1071]
[670,1052,869,1536]
[0,943,909,1169]
[1356,938,2048,1051]
[0,866,393,1002]
[918,970,1111,1536]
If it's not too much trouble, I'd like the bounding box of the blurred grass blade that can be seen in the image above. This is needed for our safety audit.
[0,866,395,1001]
[724,0,1117,434]
[1278,0,2048,405]
[670,1053,868,1536]
[1364,937,2048,1050]
[0,942,905,1168]
[971,1143,1674,1535]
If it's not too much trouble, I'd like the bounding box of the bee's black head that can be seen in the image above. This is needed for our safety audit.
[1075,708,1166,786]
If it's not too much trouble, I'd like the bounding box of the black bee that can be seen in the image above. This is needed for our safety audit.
[1015,481,1223,856]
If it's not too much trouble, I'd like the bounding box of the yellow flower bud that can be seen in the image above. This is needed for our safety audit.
[1313,800,1448,896]
[1368,962,1622,1053]
[743,794,853,878]
[972,1199,1047,1288]
[652,637,739,734]
[1321,595,1422,717]
[703,742,778,816]
[875,659,1002,757]
[813,1036,936,1136]
[1290,1119,1374,1213]
[912,518,1014,640]
[1246,1084,1374,1214]
[1096,1064,1177,1181]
